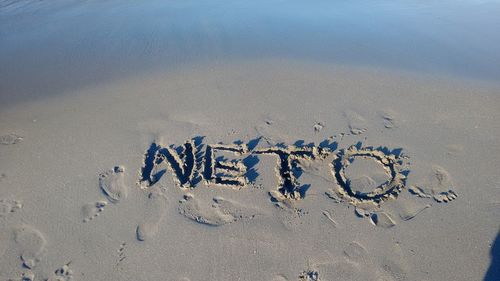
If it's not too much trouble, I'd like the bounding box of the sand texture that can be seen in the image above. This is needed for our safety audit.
[1,1,500,280]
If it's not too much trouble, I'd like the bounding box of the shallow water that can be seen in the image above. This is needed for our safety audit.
[1,0,500,107]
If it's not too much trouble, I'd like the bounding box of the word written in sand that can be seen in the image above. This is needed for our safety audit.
[139,138,409,204]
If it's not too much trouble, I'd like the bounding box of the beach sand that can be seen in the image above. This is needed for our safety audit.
[1,1,500,280]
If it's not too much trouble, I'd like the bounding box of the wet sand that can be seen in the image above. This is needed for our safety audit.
[1,1,500,280]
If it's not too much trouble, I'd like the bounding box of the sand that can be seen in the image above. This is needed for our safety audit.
[1,1,500,281]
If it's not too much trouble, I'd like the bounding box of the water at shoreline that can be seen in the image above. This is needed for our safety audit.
[1,0,500,106]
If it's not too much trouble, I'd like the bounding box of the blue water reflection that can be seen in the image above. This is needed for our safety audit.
[1,0,499,104]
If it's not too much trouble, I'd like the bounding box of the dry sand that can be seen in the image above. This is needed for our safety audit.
[1,1,500,281]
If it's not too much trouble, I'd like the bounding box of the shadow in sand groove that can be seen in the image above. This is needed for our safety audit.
[484,229,500,281]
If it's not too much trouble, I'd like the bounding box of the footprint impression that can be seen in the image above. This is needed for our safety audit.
[300,241,409,281]
[99,166,127,203]
[0,199,64,280]
[343,110,368,135]
[409,165,457,203]
[136,188,168,241]
[178,194,259,227]
[12,224,48,269]
[81,166,127,223]
[0,133,23,145]
[44,262,74,281]
[378,109,399,129]
[81,201,107,223]
[10,262,74,281]
[0,199,22,217]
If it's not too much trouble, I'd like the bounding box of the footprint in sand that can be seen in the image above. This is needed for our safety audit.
[116,242,126,266]
[343,151,393,196]
[350,194,429,228]
[378,109,399,129]
[348,175,379,195]
[322,210,338,228]
[313,122,325,133]
[445,144,464,156]
[343,241,370,264]
[378,243,410,281]
[136,189,168,241]
[99,166,127,203]
[0,199,22,217]
[370,212,396,228]
[6,271,35,281]
[7,263,74,281]
[302,249,369,281]
[178,194,259,226]
[12,225,47,269]
[344,110,367,135]
[45,262,74,281]
[409,165,457,203]
[82,166,126,223]
[81,201,107,223]
[309,241,409,281]
[383,191,431,222]
[348,190,430,228]
[314,260,365,281]
[272,274,289,281]
[299,270,319,281]
[269,191,309,230]
[0,133,23,145]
